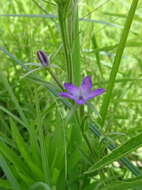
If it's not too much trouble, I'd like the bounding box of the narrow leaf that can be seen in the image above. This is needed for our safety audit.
[86,132,142,174]
[0,154,21,190]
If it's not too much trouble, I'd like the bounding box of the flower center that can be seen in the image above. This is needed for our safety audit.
[78,95,83,100]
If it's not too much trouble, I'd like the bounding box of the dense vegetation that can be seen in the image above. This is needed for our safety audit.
[0,0,142,189]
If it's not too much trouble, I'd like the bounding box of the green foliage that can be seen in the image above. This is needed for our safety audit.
[86,128,142,174]
[0,0,142,190]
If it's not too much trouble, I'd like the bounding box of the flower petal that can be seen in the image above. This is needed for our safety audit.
[75,99,86,105]
[64,83,80,95]
[81,76,92,89]
[59,92,76,101]
[85,88,105,100]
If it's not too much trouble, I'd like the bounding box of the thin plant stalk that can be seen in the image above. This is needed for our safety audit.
[56,0,81,85]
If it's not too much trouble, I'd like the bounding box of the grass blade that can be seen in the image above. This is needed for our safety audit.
[92,34,103,76]
[89,122,141,176]
[86,130,142,174]
[10,120,43,180]
[0,72,28,125]
[29,182,51,190]
[100,179,142,190]
[99,0,139,126]
[0,179,11,189]
[0,154,21,190]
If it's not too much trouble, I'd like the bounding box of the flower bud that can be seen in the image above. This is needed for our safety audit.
[37,50,48,66]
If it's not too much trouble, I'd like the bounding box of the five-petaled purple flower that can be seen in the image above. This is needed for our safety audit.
[59,76,105,104]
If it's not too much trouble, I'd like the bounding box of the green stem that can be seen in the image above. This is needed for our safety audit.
[56,0,81,84]
[79,107,93,154]
[47,68,64,90]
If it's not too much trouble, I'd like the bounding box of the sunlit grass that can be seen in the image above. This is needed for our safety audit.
[0,0,142,189]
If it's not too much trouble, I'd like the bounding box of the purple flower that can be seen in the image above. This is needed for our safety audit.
[37,50,48,66]
[59,76,105,105]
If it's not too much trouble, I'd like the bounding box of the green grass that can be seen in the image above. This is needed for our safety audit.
[0,0,142,190]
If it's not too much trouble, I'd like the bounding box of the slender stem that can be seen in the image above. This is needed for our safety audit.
[47,68,64,90]
[83,132,93,154]
[56,0,81,85]
[79,107,93,154]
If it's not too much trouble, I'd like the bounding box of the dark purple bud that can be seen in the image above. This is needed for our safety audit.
[37,50,48,66]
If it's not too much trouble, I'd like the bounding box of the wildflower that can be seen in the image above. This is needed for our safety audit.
[37,50,48,66]
[59,76,105,104]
